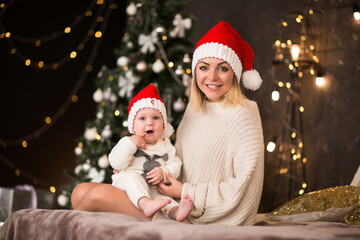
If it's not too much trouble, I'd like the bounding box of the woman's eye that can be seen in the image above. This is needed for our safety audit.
[199,66,207,71]
[219,67,229,72]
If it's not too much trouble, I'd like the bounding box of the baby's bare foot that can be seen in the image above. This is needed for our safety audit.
[142,198,171,217]
[176,194,194,222]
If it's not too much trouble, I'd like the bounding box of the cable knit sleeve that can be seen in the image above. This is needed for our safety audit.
[178,101,264,225]
[162,139,182,179]
[108,136,137,170]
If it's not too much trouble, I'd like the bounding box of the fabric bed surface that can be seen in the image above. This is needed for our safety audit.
[1,209,360,240]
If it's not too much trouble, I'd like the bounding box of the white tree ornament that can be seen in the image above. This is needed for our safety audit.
[118,70,140,98]
[138,30,158,54]
[93,88,103,103]
[170,14,192,38]
[152,59,165,73]
[88,167,106,183]
[57,193,68,207]
[98,154,110,168]
[84,127,98,141]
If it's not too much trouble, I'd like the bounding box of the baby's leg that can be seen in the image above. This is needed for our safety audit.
[169,194,194,222]
[138,197,171,218]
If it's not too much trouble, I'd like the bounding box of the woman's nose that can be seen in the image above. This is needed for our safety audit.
[207,68,217,81]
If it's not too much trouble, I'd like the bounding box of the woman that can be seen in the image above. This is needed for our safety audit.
[71,21,264,226]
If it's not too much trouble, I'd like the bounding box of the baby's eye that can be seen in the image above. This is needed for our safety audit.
[139,117,145,121]
[153,116,160,120]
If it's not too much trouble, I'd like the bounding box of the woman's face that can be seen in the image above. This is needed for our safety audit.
[195,57,234,102]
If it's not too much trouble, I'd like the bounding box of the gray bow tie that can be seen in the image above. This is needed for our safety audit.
[134,149,168,184]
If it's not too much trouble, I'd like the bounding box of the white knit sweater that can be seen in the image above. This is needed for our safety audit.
[164,99,264,226]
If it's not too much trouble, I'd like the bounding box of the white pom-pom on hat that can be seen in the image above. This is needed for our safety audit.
[242,69,262,91]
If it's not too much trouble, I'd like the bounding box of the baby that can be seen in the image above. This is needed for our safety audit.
[109,84,193,221]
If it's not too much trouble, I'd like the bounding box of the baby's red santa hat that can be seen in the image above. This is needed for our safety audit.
[128,84,174,138]
[192,21,262,91]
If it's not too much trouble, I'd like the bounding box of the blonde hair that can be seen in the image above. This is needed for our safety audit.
[189,73,247,112]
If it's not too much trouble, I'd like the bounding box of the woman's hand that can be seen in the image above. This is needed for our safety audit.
[157,173,183,199]
[146,167,163,185]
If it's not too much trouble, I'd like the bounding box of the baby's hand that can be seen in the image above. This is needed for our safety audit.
[130,134,146,149]
[146,167,164,185]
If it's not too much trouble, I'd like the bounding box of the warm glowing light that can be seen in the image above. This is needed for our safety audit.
[97,16,104,22]
[108,75,114,81]
[299,189,305,195]
[38,61,44,68]
[0,3,5,8]
[97,0,104,4]
[72,95,78,102]
[35,40,41,47]
[5,32,10,38]
[25,59,31,66]
[301,36,306,41]
[267,141,276,152]
[64,27,71,33]
[291,132,296,138]
[50,186,56,193]
[310,45,315,50]
[272,90,280,101]
[302,157,307,163]
[114,110,120,116]
[309,9,314,15]
[354,12,360,21]
[280,168,288,174]
[302,183,307,188]
[15,170,20,176]
[299,106,304,112]
[95,31,102,38]
[22,141,27,148]
[316,76,325,87]
[287,40,292,45]
[86,11,92,16]
[289,64,294,70]
[296,17,302,23]
[70,51,77,58]
[162,35,167,41]
[291,149,296,154]
[10,48,16,54]
[293,155,297,160]
[278,81,284,87]
[299,142,303,148]
[298,72,303,78]
[310,69,315,75]
[290,44,300,60]
[312,55,319,63]
[95,134,101,140]
[275,40,281,46]
[168,62,174,68]
[294,62,299,67]
[282,21,288,27]
[280,43,286,48]
[45,117,51,124]
[286,82,291,88]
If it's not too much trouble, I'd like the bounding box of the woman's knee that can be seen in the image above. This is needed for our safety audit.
[71,182,97,209]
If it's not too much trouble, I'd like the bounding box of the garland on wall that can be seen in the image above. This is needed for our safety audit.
[266,0,360,205]
[0,0,117,194]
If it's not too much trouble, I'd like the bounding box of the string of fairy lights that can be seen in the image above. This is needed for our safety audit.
[266,0,360,203]
[0,0,117,192]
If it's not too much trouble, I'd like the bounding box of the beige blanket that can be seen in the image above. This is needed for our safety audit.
[0,209,359,240]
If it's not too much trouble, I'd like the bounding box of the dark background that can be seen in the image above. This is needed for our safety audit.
[1,0,359,212]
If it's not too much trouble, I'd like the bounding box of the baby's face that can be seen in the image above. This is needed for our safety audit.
[133,108,164,145]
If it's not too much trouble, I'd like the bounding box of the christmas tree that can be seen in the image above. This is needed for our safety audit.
[57,0,194,209]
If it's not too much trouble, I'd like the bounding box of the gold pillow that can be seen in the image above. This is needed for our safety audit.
[340,203,360,225]
[266,185,360,222]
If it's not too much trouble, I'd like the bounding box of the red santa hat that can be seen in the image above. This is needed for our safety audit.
[128,84,174,138]
[192,21,262,90]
